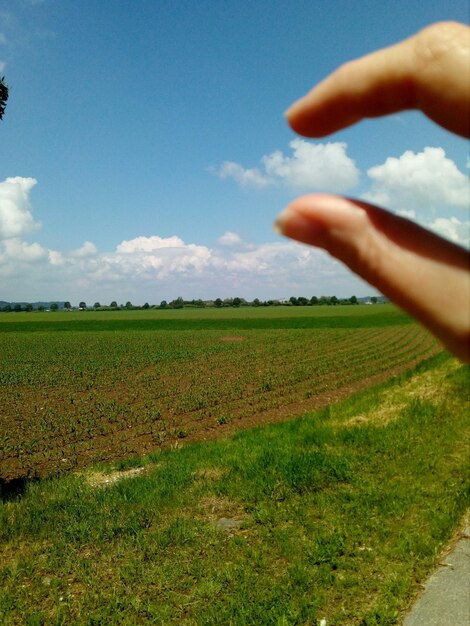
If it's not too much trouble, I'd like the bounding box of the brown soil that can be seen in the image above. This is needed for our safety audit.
[0,344,439,483]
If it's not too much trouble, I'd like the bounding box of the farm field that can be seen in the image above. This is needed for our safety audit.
[0,305,440,481]
[0,354,468,625]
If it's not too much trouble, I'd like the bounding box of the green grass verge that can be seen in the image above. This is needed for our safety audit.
[0,354,468,625]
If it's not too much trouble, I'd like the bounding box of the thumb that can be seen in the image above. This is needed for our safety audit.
[274,194,470,361]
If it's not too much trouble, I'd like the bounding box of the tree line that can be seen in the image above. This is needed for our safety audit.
[1,295,383,312]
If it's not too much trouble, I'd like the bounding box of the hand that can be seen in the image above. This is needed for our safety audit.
[275,22,470,362]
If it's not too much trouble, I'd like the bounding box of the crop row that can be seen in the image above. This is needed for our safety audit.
[0,323,439,479]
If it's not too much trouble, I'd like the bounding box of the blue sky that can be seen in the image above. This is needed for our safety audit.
[1,0,469,305]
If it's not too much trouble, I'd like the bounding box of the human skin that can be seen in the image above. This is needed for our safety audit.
[275,22,470,362]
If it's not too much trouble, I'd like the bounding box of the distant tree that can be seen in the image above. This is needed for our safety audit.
[160,300,168,309]
[64,301,71,310]
[14,303,22,312]
[350,295,358,305]
[330,295,338,306]
[232,297,242,307]
[93,302,101,309]
[143,302,150,309]
[0,76,9,121]
[38,305,45,312]
[171,297,184,309]
[125,301,133,309]
[214,298,223,308]
[289,296,298,306]
[297,296,309,306]
[110,301,118,308]
[310,296,319,306]
[50,303,59,311]
[252,298,260,307]
[370,296,378,304]
[3,304,12,312]
[319,296,330,306]
[79,301,86,310]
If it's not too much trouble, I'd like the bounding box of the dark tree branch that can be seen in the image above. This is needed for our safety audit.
[0,76,9,120]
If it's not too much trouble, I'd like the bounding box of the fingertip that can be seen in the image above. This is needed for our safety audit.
[274,203,326,246]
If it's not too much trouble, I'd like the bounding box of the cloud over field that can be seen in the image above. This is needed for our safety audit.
[0,174,364,301]
[1,141,469,304]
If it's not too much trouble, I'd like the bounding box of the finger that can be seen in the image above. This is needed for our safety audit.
[286,22,470,138]
[274,194,470,361]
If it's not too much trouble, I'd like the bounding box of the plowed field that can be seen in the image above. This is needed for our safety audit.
[0,306,440,480]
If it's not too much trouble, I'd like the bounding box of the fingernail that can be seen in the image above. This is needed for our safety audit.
[274,206,325,245]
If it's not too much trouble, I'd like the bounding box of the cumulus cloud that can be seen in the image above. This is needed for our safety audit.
[396,209,416,219]
[214,162,270,188]
[217,231,244,247]
[362,147,470,212]
[48,250,65,266]
[117,235,186,253]
[262,139,359,190]
[70,241,98,257]
[109,235,213,281]
[0,213,366,302]
[2,150,468,304]
[0,177,40,240]
[428,217,470,247]
[0,238,46,263]
[213,139,359,192]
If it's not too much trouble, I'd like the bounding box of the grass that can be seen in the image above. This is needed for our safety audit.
[0,304,412,332]
[0,353,468,625]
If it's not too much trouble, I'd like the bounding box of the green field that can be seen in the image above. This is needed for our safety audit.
[0,353,468,625]
[1,305,468,625]
[0,305,439,480]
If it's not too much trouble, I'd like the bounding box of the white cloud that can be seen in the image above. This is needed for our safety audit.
[2,156,467,304]
[48,250,64,266]
[0,215,367,303]
[0,177,40,240]
[110,236,213,281]
[214,162,270,188]
[70,241,98,257]
[0,238,46,263]
[428,217,470,247]
[262,139,359,191]
[217,231,244,247]
[363,147,470,212]
[117,235,186,253]
[213,139,359,192]
[396,209,416,219]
